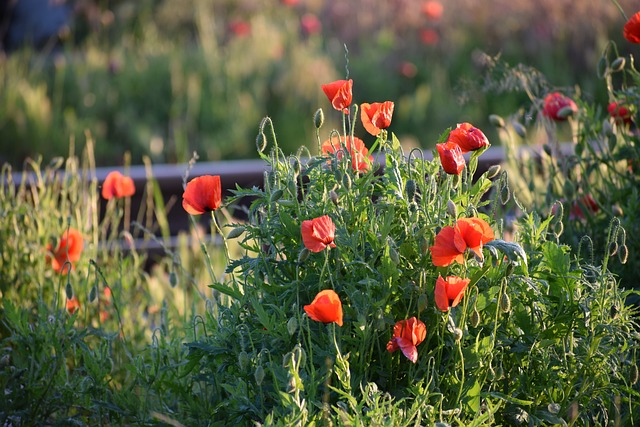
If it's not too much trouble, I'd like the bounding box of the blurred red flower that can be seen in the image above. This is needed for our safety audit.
[436,141,465,175]
[624,11,640,44]
[447,122,490,153]
[386,317,427,363]
[47,228,84,274]
[322,79,353,113]
[229,20,251,37]
[301,13,322,36]
[304,289,343,326]
[434,275,471,312]
[361,101,394,136]
[542,92,578,121]
[607,101,634,124]
[183,175,222,215]
[66,295,81,315]
[421,1,443,21]
[301,215,336,252]
[102,171,135,200]
[570,195,599,220]
[281,0,298,6]
[321,135,373,172]
[430,217,494,266]
[419,28,439,45]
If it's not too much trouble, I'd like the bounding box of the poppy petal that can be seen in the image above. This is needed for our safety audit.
[396,337,418,363]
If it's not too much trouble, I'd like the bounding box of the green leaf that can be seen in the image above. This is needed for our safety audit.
[486,392,534,406]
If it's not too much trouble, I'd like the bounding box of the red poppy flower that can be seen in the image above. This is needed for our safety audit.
[386,317,427,363]
[570,195,599,220]
[421,1,443,20]
[436,141,465,175]
[542,92,578,121]
[301,215,336,253]
[447,122,490,153]
[321,135,373,172]
[607,101,634,124]
[624,11,640,44]
[321,79,353,114]
[430,217,494,266]
[66,295,81,315]
[229,20,251,37]
[183,175,222,215]
[46,228,84,274]
[419,28,439,45]
[301,13,322,36]
[304,289,343,326]
[101,171,135,200]
[434,275,471,312]
[361,101,395,136]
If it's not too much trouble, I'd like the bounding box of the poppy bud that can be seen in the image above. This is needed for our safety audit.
[420,237,429,254]
[314,108,325,129]
[389,246,400,265]
[298,248,310,263]
[612,205,624,217]
[227,226,245,239]
[447,199,457,218]
[500,292,511,313]
[608,241,618,257]
[330,190,339,206]
[500,181,511,205]
[89,285,97,303]
[405,179,416,202]
[292,157,302,177]
[611,57,626,72]
[287,317,298,335]
[270,189,284,203]
[470,307,481,328]
[254,365,265,385]
[169,271,178,288]
[65,282,73,300]
[0,354,9,368]
[557,106,576,119]
[618,244,629,264]
[238,351,249,370]
[630,363,639,385]
[453,328,463,342]
[256,132,268,153]
[485,164,501,179]
[489,114,505,128]
[342,172,352,190]
[512,121,527,138]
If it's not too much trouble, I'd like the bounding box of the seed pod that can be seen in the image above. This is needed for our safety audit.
[470,307,481,328]
[485,164,501,179]
[405,179,416,202]
[512,121,527,138]
[447,199,457,218]
[500,292,511,313]
[254,365,265,385]
[287,317,298,336]
[314,108,324,129]
[618,244,629,264]
[227,226,245,239]
[489,114,505,128]
[330,190,339,206]
[611,57,626,72]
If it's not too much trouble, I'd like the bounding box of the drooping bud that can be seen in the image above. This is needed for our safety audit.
[89,285,97,303]
[446,199,457,218]
[499,292,511,313]
[256,132,268,153]
[469,307,481,328]
[287,317,298,336]
[485,164,501,179]
[611,57,626,72]
[270,189,284,203]
[608,241,618,257]
[227,226,245,239]
[630,363,639,385]
[512,121,527,138]
[254,365,265,385]
[65,282,73,300]
[618,244,629,264]
[612,205,624,217]
[405,179,416,202]
[314,108,325,129]
[557,106,576,119]
[342,172,352,190]
[489,114,505,128]
[389,246,400,265]
[330,190,339,206]
[169,271,178,288]
[453,328,463,342]
[238,351,250,370]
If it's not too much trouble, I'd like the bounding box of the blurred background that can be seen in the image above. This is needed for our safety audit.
[0,0,637,168]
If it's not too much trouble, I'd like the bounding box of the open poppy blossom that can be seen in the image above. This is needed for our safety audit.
[46,228,84,274]
[570,194,599,220]
[436,141,465,175]
[101,171,135,200]
[608,101,634,124]
[542,92,578,121]
[301,215,336,252]
[421,1,443,21]
[430,217,494,266]
[321,135,373,172]
[447,122,490,153]
[321,79,353,114]
[304,289,343,326]
[361,101,394,136]
[434,275,471,312]
[66,295,81,315]
[386,317,427,363]
[183,175,222,215]
[624,11,640,44]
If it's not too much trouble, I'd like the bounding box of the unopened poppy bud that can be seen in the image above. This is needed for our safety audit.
[500,181,511,205]
[389,246,400,264]
[287,376,297,393]
[630,363,639,385]
[618,244,629,264]
[287,179,297,197]
[405,179,416,202]
[557,106,575,119]
[287,317,298,335]
[548,403,561,415]
[314,108,324,129]
[543,144,553,157]
[65,282,73,300]
[485,164,501,179]
[505,262,514,277]
[500,292,511,313]
[89,285,97,303]
[611,57,626,72]
[453,328,463,342]
[270,189,284,203]
[470,307,481,328]
[612,205,624,217]
[254,365,265,385]
[447,199,457,218]
[227,226,245,239]
[0,354,9,368]
[169,271,178,288]
[342,172,352,190]
[238,351,249,370]
[330,190,339,206]
[608,241,618,257]
[298,248,310,263]
[292,157,302,176]
[489,114,505,128]
[512,121,527,138]
[256,132,268,153]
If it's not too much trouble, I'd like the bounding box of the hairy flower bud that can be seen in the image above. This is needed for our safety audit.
[485,164,501,179]
[470,307,481,328]
[270,189,284,203]
[453,328,463,342]
[489,114,505,128]
[314,108,325,129]
[608,241,619,257]
[630,363,639,385]
[254,365,265,385]
[330,189,340,206]
[512,121,527,138]
[169,271,178,288]
[298,248,310,263]
[612,205,624,217]
[238,351,250,370]
[447,199,457,218]
[611,57,626,72]
[405,179,416,202]
[89,285,97,303]
[227,226,245,239]
[618,244,629,264]
[256,132,268,153]
[500,292,511,313]
[342,172,352,190]
[287,317,298,336]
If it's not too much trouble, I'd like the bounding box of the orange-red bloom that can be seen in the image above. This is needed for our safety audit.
[301,215,336,253]
[321,135,373,172]
[361,101,394,136]
[570,194,599,220]
[304,289,343,326]
[542,92,578,121]
[608,101,634,124]
[47,228,84,274]
[421,1,443,20]
[183,175,222,215]
[434,275,471,312]
[386,317,427,363]
[430,217,494,266]
[321,79,353,114]
[624,11,640,44]
[447,122,490,153]
[436,141,465,175]
[66,295,81,315]
[102,171,135,200]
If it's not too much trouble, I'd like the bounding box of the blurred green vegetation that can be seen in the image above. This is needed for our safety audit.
[0,0,637,167]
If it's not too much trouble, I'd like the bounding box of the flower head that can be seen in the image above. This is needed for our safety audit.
[361,101,394,136]
[321,135,373,172]
[46,228,84,274]
[430,217,494,266]
[421,1,443,20]
[608,101,634,124]
[321,79,353,114]
[386,317,427,363]
[447,122,490,153]
[301,215,336,252]
[570,194,599,220]
[183,175,222,215]
[66,295,81,315]
[542,92,578,121]
[624,11,640,44]
[304,289,343,326]
[434,275,471,311]
[436,141,465,175]
[102,171,135,200]
[301,13,322,36]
